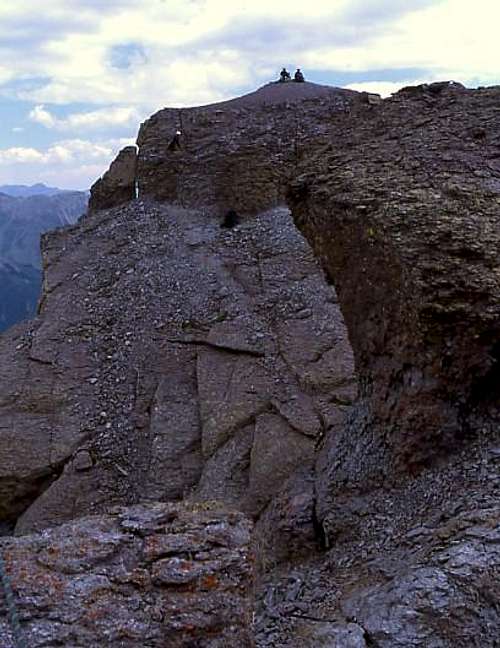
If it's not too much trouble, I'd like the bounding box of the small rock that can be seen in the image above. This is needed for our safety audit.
[73,450,93,472]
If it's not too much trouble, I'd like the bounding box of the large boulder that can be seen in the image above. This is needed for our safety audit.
[89,146,137,211]
[0,502,254,647]
[288,82,500,527]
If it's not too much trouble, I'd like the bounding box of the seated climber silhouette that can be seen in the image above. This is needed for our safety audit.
[221,209,239,228]
[279,67,291,82]
[294,68,305,83]
[168,129,182,151]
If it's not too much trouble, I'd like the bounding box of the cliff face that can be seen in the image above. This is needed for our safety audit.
[0,206,354,543]
[89,146,137,212]
[288,81,499,517]
[0,81,499,647]
[135,82,357,213]
[0,83,356,545]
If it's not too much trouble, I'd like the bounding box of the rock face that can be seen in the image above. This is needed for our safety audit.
[341,508,500,648]
[0,502,254,647]
[0,82,360,538]
[0,201,354,536]
[89,146,137,212]
[288,81,500,504]
[135,81,356,213]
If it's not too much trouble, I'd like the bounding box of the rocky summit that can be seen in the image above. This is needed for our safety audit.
[0,81,498,647]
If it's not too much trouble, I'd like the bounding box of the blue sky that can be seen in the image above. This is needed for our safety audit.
[0,0,498,189]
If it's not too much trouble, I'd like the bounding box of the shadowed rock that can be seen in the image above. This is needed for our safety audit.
[288,82,500,497]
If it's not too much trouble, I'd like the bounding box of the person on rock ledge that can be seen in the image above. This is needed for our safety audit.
[168,129,182,151]
[279,67,291,82]
[294,68,305,82]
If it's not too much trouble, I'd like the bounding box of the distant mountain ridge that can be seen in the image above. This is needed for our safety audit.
[0,183,83,198]
[0,188,88,332]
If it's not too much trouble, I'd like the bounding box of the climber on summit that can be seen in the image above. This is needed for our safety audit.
[279,67,291,82]
[168,130,182,151]
[294,68,305,83]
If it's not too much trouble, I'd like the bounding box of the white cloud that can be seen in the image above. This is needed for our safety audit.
[0,66,13,85]
[29,105,57,128]
[29,104,141,131]
[344,81,425,97]
[0,147,44,164]
[1,0,500,115]
[0,0,460,111]
[0,138,134,189]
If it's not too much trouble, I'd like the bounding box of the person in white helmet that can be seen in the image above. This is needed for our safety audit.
[168,129,182,151]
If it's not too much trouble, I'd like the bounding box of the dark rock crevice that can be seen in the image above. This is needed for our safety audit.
[165,335,266,357]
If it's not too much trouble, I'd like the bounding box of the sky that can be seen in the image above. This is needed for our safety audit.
[0,0,498,190]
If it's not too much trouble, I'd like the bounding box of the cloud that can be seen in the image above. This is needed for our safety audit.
[29,104,141,132]
[0,147,44,164]
[340,0,439,25]
[29,105,56,128]
[0,0,460,111]
[0,138,135,189]
[344,80,424,97]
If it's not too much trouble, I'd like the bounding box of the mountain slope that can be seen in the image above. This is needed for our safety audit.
[0,190,87,332]
[0,263,41,331]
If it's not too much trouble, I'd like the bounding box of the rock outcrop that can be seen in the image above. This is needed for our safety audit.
[89,146,137,212]
[135,81,357,213]
[0,502,254,647]
[0,201,354,537]
[0,82,356,541]
[287,82,500,534]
